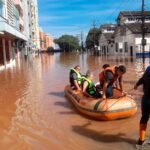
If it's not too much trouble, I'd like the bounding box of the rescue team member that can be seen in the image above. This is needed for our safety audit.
[134,65,150,146]
[102,64,110,70]
[96,64,110,91]
[82,71,102,98]
[99,65,126,99]
[69,65,82,91]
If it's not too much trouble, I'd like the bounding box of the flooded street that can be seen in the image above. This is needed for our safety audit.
[0,52,150,150]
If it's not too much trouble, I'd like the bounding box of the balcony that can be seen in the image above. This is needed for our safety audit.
[13,0,23,11]
[0,16,27,41]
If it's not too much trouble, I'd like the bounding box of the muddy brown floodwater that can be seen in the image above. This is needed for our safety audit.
[0,52,150,150]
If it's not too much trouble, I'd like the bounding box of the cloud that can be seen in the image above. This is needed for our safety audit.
[38,0,146,38]
[39,15,69,22]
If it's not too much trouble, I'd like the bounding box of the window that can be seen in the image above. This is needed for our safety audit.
[13,15,19,29]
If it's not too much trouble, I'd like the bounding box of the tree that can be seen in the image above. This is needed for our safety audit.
[47,46,54,52]
[55,35,79,52]
[86,28,101,49]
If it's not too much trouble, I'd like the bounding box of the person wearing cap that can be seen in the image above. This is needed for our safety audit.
[134,65,150,146]
[99,65,126,99]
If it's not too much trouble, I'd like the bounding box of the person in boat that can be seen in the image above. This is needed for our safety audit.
[102,65,120,89]
[102,64,110,70]
[69,65,83,91]
[82,70,102,98]
[134,65,150,146]
[96,64,110,90]
[99,65,126,99]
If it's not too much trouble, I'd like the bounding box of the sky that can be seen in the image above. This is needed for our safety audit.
[38,0,150,39]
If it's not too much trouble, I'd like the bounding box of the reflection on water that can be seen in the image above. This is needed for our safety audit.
[0,53,150,150]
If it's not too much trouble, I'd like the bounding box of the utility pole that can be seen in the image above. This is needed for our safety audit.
[92,20,96,53]
[80,32,84,52]
[141,0,146,62]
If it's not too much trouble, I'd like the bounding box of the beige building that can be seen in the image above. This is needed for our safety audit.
[39,28,54,51]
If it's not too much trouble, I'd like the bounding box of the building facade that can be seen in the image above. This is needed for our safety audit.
[99,24,116,55]
[0,0,40,69]
[99,11,150,57]
[115,11,150,57]
[0,0,27,69]
[39,28,54,51]
[27,0,40,51]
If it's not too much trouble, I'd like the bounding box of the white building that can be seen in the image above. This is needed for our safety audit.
[27,0,40,52]
[117,11,150,25]
[0,0,27,69]
[99,24,116,55]
[0,0,40,69]
[115,11,150,57]
[99,11,150,57]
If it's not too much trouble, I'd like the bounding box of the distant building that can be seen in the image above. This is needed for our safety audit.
[114,23,150,57]
[99,24,116,55]
[99,11,150,57]
[115,11,150,57]
[117,11,150,25]
[25,0,40,52]
[0,0,27,69]
[0,0,40,69]
[39,28,54,51]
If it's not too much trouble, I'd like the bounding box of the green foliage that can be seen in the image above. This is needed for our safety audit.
[86,28,101,49]
[55,35,79,52]
[47,46,54,52]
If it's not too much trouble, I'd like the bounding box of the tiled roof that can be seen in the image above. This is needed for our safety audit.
[114,23,150,35]
[127,23,150,33]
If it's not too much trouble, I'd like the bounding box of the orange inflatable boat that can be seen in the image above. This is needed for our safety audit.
[64,85,137,121]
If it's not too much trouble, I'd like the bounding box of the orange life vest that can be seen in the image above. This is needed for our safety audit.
[99,65,118,85]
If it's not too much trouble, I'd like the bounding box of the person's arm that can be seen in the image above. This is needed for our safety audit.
[119,80,125,96]
[72,73,81,91]
[118,77,123,91]
[113,80,118,89]
[83,81,92,97]
[74,80,81,91]
[102,81,109,99]
[102,71,113,99]
[134,74,144,90]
